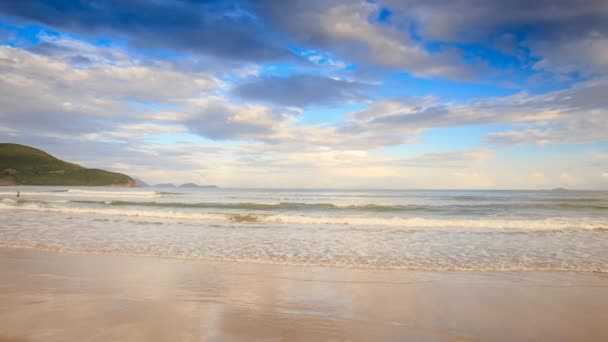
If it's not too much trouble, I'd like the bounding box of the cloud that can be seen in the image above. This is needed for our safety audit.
[450,170,495,188]
[485,118,608,146]
[529,33,608,75]
[232,74,374,107]
[0,41,406,152]
[400,149,492,168]
[383,0,608,76]
[5,0,607,81]
[145,75,608,150]
[559,172,577,184]
[340,79,608,146]
[28,33,130,66]
[169,97,301,141]
[1,1,608,189]
[531,172,548,182]
[3,37,607,153]
[255,0,479,79]
[0,0,293,63]
[385,0,608,40]
[0,43,219,136]
[81,123,187,144]
[145,96,411,150]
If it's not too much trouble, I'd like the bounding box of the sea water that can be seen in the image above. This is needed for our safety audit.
[1,187,607,272]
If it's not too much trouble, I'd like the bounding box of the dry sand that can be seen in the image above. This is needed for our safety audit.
[0,247,607,341]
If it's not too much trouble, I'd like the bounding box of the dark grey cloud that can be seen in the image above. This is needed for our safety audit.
[0,0,478,79]
[253,0,480,79]
[232,75,374,107]
[4,0,607,79]
[384,0,608,41]
[383,0,608,75]
[252,0,608,78]
[0,0,293,63]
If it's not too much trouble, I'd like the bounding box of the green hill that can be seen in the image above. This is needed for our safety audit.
[0,143,136,186]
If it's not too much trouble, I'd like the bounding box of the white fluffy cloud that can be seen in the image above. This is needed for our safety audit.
[339,79,608,146]
[1,5,608,189]
[399,149,493,168]
[0,43,220,136]
[177,97,300,141]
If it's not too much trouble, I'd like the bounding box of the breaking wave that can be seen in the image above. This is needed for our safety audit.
[1,200,606,231]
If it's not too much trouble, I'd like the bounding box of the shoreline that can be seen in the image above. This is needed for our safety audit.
[1,247,607,341]
[1,244,607,274]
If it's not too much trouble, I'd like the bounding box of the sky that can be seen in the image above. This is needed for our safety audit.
[0,0,608,189]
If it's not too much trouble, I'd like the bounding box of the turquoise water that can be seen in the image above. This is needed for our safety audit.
[1,187,607,271]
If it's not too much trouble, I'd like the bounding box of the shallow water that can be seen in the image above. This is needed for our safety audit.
[1,187,607,271]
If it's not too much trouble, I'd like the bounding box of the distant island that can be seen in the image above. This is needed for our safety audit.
[155,183,177,188]
[154,182,218,188]
[179,183,218,188]
[132,177,149,187]
[0,143,136,186]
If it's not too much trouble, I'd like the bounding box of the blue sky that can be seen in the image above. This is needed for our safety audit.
[0,0,607,188]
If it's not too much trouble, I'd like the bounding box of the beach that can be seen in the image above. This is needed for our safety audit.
[1,247,607,341]
[1,187,607,340]
[3,1,608,340]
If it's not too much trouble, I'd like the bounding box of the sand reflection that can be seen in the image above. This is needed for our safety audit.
[1,248,607,341]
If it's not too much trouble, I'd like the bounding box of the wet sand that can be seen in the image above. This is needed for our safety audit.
[0,247,607,341]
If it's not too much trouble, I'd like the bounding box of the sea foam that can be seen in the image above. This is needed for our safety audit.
[1,187,607,272]
[0,200,606,231]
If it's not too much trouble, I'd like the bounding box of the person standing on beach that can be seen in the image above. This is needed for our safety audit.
[16,191,20,198]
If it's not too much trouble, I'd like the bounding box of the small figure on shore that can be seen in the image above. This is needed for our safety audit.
[16,191,20,198]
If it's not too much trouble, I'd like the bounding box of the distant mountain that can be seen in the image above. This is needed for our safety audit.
[0,143,136,186]
[155,183,177,188]
[132,177,149,187]
[179,183,218,188]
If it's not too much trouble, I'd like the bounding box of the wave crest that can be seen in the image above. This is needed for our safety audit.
[1,200,607,231]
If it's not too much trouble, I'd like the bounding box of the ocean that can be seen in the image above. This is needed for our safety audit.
[1,187,607,272]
